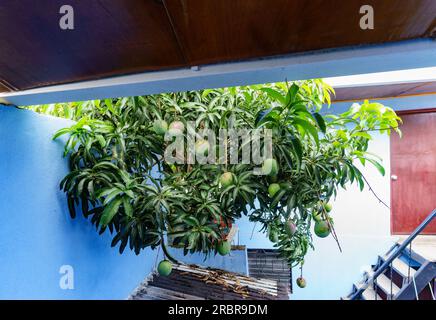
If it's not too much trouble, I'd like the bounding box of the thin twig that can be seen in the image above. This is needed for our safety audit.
[355,125,399,133]
[360,174,390,209]
[318,192,342,253]
[250,222,258,240]
[320,204,343,253]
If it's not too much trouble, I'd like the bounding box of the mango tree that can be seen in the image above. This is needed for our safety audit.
[30,80,401,279]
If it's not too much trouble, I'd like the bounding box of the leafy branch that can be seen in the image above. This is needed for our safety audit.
[24,80,401,271]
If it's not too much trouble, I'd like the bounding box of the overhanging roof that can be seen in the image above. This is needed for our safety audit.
[2,39,436,106]
[1,0,435,96]
[129,264,289,300]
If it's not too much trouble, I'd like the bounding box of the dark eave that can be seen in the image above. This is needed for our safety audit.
[1,0,435,93]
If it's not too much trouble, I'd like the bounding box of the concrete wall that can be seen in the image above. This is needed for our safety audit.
[0,106,159,299]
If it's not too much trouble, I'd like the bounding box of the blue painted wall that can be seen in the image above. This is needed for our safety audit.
[0,106,159,299]
[1,92,435,299]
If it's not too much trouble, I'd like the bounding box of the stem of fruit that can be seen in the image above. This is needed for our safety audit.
[319,198,342,253]
[160,237,180,264]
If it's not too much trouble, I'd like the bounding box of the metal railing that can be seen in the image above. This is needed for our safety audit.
[350,208,436,300]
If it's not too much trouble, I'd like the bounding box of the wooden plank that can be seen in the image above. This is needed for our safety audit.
[150,277,283,300]
[0,0,185,91]
[174,265,279,288]
[146,265,290,300]
[1,0,436,91]
[164,0,436,65]
[141,286,204,300]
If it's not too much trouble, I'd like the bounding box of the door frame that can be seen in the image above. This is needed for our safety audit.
[390,107,436,235]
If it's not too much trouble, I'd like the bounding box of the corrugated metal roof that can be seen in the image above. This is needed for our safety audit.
[129,264,289,300]
[247,249,292,294]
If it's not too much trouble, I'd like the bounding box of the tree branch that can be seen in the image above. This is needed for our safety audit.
[360,173,390,209]
[320,204,343,253]
[318,192,342,253]
[356,125,399,133]
[160,240,180,265]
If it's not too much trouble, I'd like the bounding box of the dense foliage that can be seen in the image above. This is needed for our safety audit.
[25,80,401,268]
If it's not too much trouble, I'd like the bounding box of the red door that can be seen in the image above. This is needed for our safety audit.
[390,110,436,234]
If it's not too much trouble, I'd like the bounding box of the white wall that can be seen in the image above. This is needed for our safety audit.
[234,132,395,299]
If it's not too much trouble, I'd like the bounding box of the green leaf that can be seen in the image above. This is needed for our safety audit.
[67,196,76,219]
[290,136,303,168]
[96,134,106,148]
[260,88,286,105]
[255,108,280,127]
[311,112,326,133]
[293,118,319,147]
[123,197,133,218]
[100,197,123,226]
[366,158,385,176]
[285,84,299,105]
[271,189,286,209]
[351,132,372,140]
[52,127,72,140]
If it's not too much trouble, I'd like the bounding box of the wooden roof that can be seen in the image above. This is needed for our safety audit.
[1,1,435,93]
[129,264,289,300]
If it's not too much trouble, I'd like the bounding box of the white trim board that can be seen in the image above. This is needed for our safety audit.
[325,67,436,89]
[1,39,435,106]
[326,93,436,114]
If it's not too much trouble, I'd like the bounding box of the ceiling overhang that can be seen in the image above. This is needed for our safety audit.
[1,39,436,106]
[0,1,435,105]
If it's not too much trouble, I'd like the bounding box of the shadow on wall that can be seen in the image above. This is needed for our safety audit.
[0,107,159,299]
